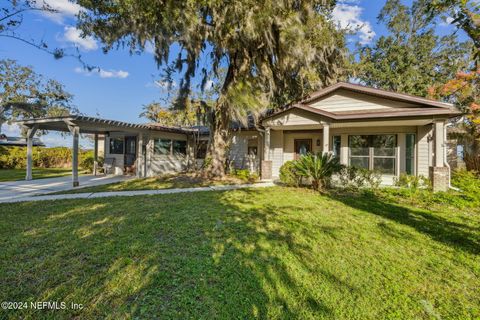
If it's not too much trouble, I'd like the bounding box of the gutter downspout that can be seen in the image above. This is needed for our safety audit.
[444,123,460,191]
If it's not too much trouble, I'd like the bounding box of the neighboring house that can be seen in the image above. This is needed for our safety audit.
[0,134,45,147]
[16,82,461,191]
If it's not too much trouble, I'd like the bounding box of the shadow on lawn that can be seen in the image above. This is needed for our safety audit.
[329,190,480,255]
[0,189,345,319]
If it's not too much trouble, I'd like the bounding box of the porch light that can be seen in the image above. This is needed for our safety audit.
[316,139,321,146]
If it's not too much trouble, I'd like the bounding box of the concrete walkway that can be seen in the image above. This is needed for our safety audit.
[0,175,133,202]
[0,182,276,203]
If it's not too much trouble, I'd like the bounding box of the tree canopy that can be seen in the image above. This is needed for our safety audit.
[76,0,347,176]
[356,0,472,96]
[0,59,76,132]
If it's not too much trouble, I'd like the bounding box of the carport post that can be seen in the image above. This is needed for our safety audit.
[93,133,98,176]
[25,125,38,181]
[68,125,80,187]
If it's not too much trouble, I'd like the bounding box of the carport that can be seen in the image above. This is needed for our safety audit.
[16,115,186,187]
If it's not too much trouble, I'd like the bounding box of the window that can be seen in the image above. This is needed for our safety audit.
[406,134,416,175]
[349,135,397,175]
[248,146,258,156]
[154,139,171,155]
[173,140,187,155]
[109,137,124,154]
[332,136,341,158]
[196,140,208,159]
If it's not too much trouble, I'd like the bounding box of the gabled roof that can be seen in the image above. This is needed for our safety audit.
[301,82,455,109]
[262,82,461,122]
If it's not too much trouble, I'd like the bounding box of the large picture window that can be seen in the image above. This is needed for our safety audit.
[109,137,124,154]
[154,139,187,156]
[349,134,397,175]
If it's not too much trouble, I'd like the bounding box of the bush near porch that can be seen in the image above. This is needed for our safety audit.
[0,146,95,171]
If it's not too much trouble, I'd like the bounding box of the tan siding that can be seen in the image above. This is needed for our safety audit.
[310,89,418,112]
[270,130,284,178]
[263,109,323,127]
[417,125,432,177]
[147,132,190,176]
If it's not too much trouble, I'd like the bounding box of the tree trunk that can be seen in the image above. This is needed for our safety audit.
[207,103,231,177]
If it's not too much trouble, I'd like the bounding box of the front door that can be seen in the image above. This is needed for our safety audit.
[124,136,137,174]
[294,139,312,159]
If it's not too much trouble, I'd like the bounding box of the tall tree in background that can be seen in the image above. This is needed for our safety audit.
[0,59,76,133]
[76,0,346,177]
[425,0,479,63]
[356,0,472,96]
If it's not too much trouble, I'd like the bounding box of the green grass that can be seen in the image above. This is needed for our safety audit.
[56,173,246,194]
[0,187,478,319]
[0,168,86,182]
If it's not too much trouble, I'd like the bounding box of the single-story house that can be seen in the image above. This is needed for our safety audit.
[16,82,461,191]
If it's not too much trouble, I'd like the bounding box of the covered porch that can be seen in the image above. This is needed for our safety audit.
[261,110,450,189]
[16,116,158,187]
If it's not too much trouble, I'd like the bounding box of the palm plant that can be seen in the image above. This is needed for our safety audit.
[294,153,343,191]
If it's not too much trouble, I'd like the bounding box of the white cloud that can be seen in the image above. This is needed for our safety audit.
[35,0,82,23]
[1,123,21,136]
[63,26,98,51]
[204,80,214,90]
[439,16,455,27]
[74,67,129,79]
[332,1,376,45]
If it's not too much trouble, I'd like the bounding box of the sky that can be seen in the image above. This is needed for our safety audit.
[1,0,463,147]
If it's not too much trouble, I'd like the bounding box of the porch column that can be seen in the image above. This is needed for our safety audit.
[340,134,348,165]
[264,127,271,161]
[434,120,445,168]
[322,123,330,155]
[261,127,272,180]
[137,133,143,178]
[68,125,80,187]
[25,125,38,181]
[430,120,449,192]
[93,133,98,176]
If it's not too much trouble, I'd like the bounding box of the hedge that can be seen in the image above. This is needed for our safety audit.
[0,146,96,171]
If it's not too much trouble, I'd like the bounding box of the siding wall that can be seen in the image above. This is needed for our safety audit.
[229,132,260,172]
[146,131,191,176]
[310,89,417,112]
[104,133,126,175]
[270,130,284,177]
[417,124,433,176]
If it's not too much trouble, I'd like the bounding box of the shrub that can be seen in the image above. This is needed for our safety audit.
[451,169,480,205]
[0,146,95,169]
[279,160,302,187]
[230,168,258,183]
[294,153,343,191]
[394,173,430,190]
[338,166,382,190]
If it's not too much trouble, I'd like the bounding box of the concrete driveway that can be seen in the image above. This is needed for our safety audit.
[0,175,133,201]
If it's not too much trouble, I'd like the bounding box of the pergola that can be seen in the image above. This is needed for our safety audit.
[16,115,187,187]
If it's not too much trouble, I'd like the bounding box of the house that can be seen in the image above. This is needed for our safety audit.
[0,134,45,147]
[16,82,461,191]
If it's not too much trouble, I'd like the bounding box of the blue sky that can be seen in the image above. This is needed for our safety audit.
[1,0,463,147]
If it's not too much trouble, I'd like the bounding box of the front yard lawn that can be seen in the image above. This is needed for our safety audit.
[0,168,86,182]
[55,173,247,194]
[0,187,478,319]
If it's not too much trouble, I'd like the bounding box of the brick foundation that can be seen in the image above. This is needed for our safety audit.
[261,160,272,180]
[429,166,449,192]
